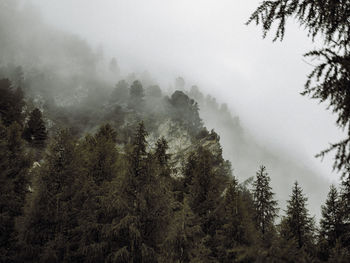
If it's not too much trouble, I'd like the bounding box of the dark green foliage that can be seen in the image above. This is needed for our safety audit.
[252,166,278,241]
[23,108,47,148]
[104,122,171,262]
[162,198,211,263]
[307,50,350,172]
[183,147,229,234]
[328,240,350,263]
[246,0,350,44]
[2,67,344,261]
[280,182,315,251]
[318,185,344,260]
[18,129,79,262]
[180,146,232,261]
[67,124,121,262]
[0,122,30,261]
[169,90,202,135]
[155,137,170,166]
[0,78,24,126]
[339,171,350,250]
[214,177,257,262]
[154,137,173,184]
[4,4,347,260]
[82,124,118,185]
[247,0,350,174]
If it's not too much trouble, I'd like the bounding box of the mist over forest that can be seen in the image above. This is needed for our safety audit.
[0,0,330,217]
[1,1,350,262]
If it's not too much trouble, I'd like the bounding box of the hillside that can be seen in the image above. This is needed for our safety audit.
[1,2,348,262]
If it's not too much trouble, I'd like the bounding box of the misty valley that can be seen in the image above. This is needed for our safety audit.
[1,1,350,262]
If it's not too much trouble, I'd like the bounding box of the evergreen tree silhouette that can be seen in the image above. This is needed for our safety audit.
[318,185,344,261]
[252,165,278,241]
[280,182,315,251]
[24,108,47,148]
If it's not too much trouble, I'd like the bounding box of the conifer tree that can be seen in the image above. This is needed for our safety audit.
[320,185,343,247]
[83,123,118,185]
[280,182,315,250]
[252,166,278,240]
[161,198,210,263]
[339,169,350,250]
[169,91,202,135]
[105,122,171,262]
[24,108,47,148]
[215,177,257,262]
[0,122,30,261]
[154,137,171,180]
[318,185,344,261]
[185,146,228,235]
[18,129,79,262]
[66,124,120,261]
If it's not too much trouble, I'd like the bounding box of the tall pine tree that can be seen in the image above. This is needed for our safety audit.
[23,108,47,148]
[318,185,344,261]
[215,177,257,262]
[280,182,315,251]
[339,169,350,251]
[252,165,278,241]
[105,122,171,262]
[18,129,79,262]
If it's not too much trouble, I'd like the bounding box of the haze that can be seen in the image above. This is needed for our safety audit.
[0,0,341,218]
[30,0,343,180]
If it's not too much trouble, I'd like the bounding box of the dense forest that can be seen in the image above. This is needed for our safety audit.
[1,1,350,262]
[2,71,350,262]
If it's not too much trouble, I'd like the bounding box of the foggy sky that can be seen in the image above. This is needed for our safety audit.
[30,0,344,182]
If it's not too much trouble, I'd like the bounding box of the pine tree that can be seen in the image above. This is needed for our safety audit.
[281,182,315,251]
[169,91,202,135]
[154,137,171,180]
[0,122,30,261]
[184,146,228,235]
[161,198,210,263]
[320,185,343,249]
[64,124,121,262]
[252,166,278,241]
[215,177,257,262]
[83,123,118,185]
[18,129,79,262]
[24,108,47,148]
[339,169,350,250]
[105,122,171,262]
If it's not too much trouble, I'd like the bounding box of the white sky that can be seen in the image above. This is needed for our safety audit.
[31,0,344,182]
